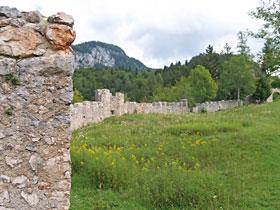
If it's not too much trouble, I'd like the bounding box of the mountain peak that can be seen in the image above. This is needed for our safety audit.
[72,41,148,70]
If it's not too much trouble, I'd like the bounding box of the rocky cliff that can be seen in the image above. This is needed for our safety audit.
[72,41,148,70]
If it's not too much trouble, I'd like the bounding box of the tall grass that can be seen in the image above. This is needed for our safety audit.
[70,101,280,209]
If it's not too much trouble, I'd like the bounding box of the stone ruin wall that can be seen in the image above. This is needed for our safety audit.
[192,96,255,113]
[192,100,242,113]
[0,7,75,210]
[70,89,189,130]
[70,89,256,131]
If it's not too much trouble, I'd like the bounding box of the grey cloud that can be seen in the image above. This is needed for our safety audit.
[129,23,236,62]
[89,15,238,67]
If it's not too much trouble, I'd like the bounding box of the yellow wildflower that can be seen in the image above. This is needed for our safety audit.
[88,148,95,154]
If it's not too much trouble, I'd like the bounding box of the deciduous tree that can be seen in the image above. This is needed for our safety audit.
[217,56,256,100]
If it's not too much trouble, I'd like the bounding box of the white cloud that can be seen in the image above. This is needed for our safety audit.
[1,0,263,68]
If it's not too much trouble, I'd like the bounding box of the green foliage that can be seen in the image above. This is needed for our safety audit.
[273,92,280,101]
[249,0,280,74]
[71,101,280,209]
[187,65,218,103]
[72,88,84,104]
[153,76,194,106]
[4,107,13,116]
[217,55,256,100]
[73,67,158,102]
[188,45,224,80]
[201,107,207,113]
[236,31,251,59]
[4,74,20,86]
[271,76,280,88]
[259,38,279,74]
[253,76,272,102]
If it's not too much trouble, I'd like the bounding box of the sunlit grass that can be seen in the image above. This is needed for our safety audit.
[70,101,280,209]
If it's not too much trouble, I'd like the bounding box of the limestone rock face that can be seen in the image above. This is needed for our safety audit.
[48,12,74,27]
[0,6,21,18]
[0,18,11,27]
[46,24,76,51]
[0,27,46,57]
[26,10,42,23]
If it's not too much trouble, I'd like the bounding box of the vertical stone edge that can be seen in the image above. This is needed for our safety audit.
[0,7,75,210]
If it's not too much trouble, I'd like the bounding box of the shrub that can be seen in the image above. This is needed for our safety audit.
[201,107,207,113]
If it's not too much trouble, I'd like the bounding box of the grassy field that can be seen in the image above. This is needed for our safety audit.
[70,101,280,210]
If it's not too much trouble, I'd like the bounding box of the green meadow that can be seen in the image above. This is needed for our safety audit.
[70,101,280,209]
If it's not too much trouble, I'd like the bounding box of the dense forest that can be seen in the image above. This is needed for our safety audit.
[73,0,280,106]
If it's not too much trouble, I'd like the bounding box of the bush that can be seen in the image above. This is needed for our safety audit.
[201,107,207,113]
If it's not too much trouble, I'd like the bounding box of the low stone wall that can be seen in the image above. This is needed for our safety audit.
[70,89,257,130]
[192,100,242,112]
[0,7,75,210]
[70,89,189,130]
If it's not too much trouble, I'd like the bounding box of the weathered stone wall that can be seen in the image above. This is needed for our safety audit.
[0,6,75,210]
[70,89,189,130]
[192,95,258,113]
[70,89,257,130]
[192,100,242,113]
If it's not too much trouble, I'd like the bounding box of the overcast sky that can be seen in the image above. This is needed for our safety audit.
[2,0,264,68]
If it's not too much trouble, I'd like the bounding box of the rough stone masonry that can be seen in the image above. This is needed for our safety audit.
[0,6,75,210]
